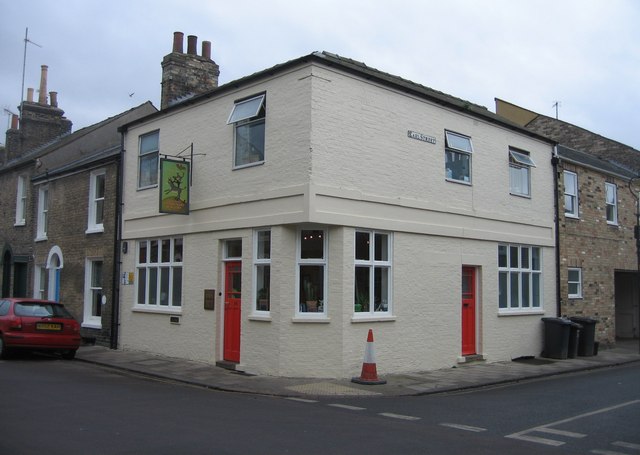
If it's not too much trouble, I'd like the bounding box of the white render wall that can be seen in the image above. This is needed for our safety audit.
[118,59,556,377]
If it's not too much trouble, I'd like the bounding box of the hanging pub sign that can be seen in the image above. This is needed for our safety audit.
[159,158,190,214]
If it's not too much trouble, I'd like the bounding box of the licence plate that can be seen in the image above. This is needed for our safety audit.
[36,323,62,331]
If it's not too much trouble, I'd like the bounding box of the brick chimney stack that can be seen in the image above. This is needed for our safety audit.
[160,31,220,109]
[3,65,72,165]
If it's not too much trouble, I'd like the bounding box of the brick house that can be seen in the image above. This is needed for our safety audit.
[116,33,557,378]
[0,65,156,346]
[496,99,640,345]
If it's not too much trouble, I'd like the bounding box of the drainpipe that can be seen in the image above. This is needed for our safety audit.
[552,145,562,317]
[110,132,125,349]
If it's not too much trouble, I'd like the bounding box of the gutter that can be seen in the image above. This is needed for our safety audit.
[552,145,562,317]
[110,132,124,349]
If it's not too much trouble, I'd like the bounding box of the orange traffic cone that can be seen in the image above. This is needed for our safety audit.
[352,329,387,385]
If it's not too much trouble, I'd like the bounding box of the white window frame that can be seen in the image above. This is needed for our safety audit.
[295,228,327,319]
[509,149,536,197]
[36,185,49,241]
[445,130,473,184]
[568,267,582,299]
[564,170,579,218]
[135,237,183,312]
[353,230,392,318]
[138,131,159,189]
[86,169,106,233]
[227,94,266,169]
[83,258,103,328]
[498,244,543,314]
[15,175,27,226]
[33,265,48,299]
[605,182,618,225]
[253,229,271,314]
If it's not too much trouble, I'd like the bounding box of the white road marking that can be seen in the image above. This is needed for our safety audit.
[509,434,566,447]
[440,423,487,432]
[613,441,640,450]
[378,412,421,421]
[506,400,640,447]
[536,427,586,438]
[328,404,366,411]
[591,450,630,455]
[286,397,318,403]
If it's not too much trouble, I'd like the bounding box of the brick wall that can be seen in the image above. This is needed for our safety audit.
[32,162,119,346]
[558,161,637,345]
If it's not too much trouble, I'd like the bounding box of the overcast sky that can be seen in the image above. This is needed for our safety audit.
[1,0,639,150]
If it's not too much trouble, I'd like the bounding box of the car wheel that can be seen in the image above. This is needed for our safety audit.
[61,349,76,360]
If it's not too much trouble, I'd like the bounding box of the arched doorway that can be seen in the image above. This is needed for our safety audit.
[46,246,64,302]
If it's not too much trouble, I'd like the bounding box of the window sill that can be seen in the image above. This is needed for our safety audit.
[565,214,580,220]
[509,192,531,199]
[14,221,25,227]
[606,222,619,227]
[445,178,472,186]
[291,316,330,323]
[132,306,182,315]
[233,160,265,171]
[85,227,104,235]
[35,235,48,242]
[81,322,103,330]
[248,314,272,322]
[498,309,545,316]
[351,315,396,323]
[137,184,158,191]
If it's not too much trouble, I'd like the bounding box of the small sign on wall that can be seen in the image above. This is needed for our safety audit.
[121,272,134,285]
[204,289,216,310]
[407,130,437,144]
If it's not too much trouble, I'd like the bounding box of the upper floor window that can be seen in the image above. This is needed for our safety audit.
[354,230,392,316]
[445,131,473,184]
[87,169,106,233]
[15,175,27,226]
[563,170,579,218]
[509,149,536,197]
[605,182,618,225]
[227,94,266,168]
[138,131,159,189]
[498,244,542,313]
[36,185,49,240]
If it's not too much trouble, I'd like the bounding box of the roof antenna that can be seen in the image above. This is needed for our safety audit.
[20,27,43,120]
[552,100,561,120]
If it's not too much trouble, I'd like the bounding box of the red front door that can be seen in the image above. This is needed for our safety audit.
[223,261,241,363]
[461,266,476,356]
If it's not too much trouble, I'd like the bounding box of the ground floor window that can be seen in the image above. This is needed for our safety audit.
[568,267,582,299]
[254,230,271,312]
[83,258,103,327]
[354,230,392,315]
[297,229,326,315]
[498,244,542,313]
[136,237,183,309]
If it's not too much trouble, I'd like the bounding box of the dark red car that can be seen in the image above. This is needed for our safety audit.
[0,298,81,360]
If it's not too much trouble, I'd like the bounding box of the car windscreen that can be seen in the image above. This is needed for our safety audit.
[14,302,74,319]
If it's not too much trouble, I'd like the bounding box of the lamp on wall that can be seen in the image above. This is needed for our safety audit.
[122,241,128,255]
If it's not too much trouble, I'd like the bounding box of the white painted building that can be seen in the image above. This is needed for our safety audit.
[118,44,556,378]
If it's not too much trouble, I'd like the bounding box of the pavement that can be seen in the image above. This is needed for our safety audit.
[75,340,640,399]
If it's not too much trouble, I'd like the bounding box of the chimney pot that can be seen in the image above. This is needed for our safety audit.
[11,114,19,129]
[38,65,48,104]
[172,31,184,53]
[50,91,58,108]
[202,41,211,60]
[187,35,197,55]
[27,88,34,102]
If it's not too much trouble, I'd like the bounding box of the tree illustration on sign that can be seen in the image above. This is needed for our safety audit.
[160,160,189,214]
[165,168,185,200]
